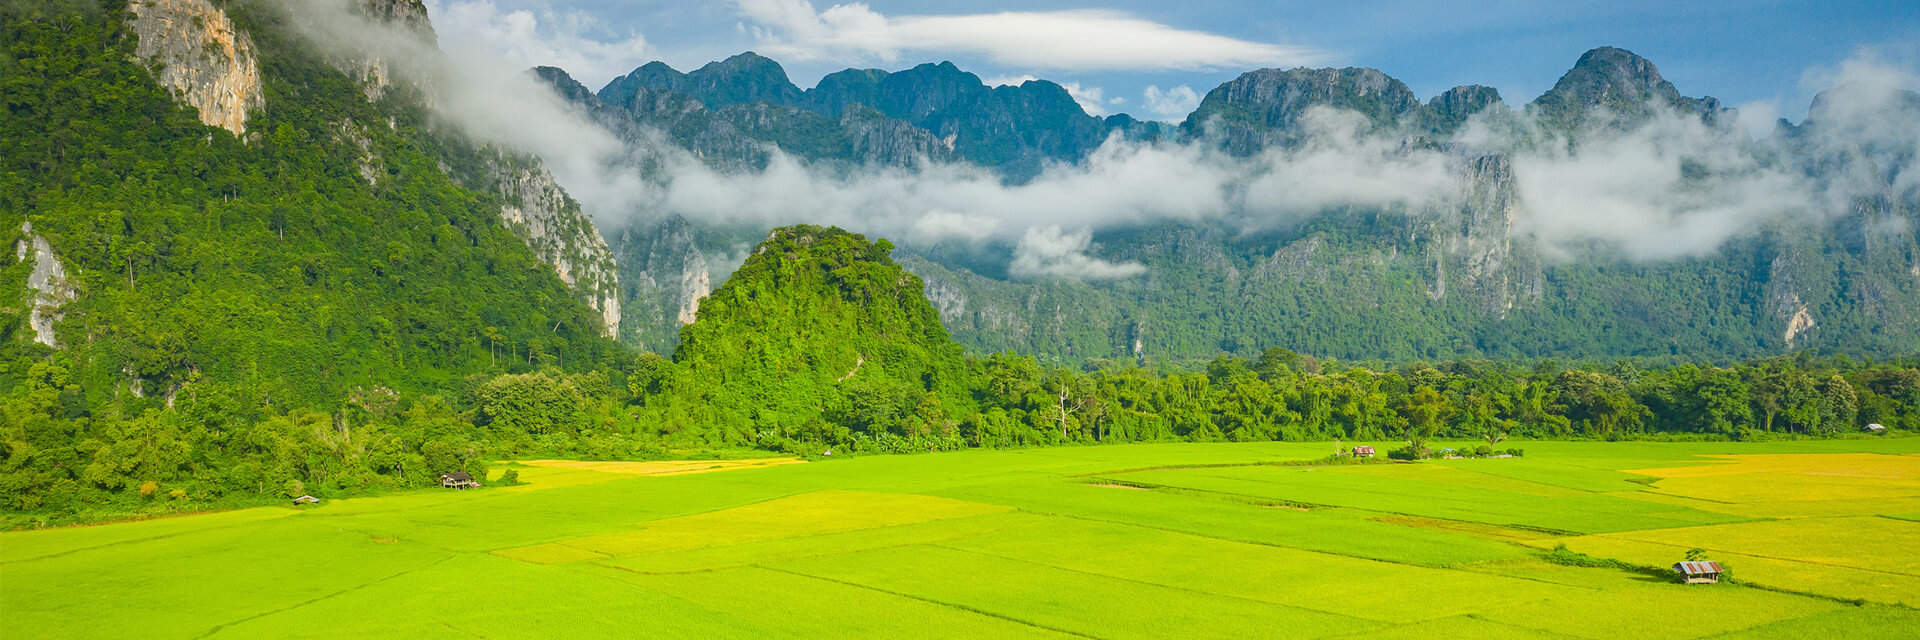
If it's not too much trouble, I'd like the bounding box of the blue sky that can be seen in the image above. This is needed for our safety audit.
[428,0,1919,121]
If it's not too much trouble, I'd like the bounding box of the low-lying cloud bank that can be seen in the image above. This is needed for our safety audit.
[283,2,1920,278]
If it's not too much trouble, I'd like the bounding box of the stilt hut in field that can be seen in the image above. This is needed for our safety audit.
[292,495,320,504]
[1351,446,1376,458]
[439,472,481,490]
[1673,561,1724,584]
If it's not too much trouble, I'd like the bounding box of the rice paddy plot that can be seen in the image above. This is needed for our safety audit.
[1471,576,1842,640]
[515,457,806,476]
[935,516,1570,623]
[1709,605,1920,640]
[1111,464,1746,533]
[599,511,1040,574]
[1428,458,1663,493]
[768,544,1384,639]
[203,552,776,640]
[496,490,1009,559]
[1608,515,1920,575]
[3,518,455,639]
[1626,453,1920,504]
[588,564,1080,639]
[1322,614,1583,640]
[933,477,1527,566]
[1537,534,1920,607]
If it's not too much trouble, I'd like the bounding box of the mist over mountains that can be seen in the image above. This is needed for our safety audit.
[503,44,1917,361]
[272,1,1920,362]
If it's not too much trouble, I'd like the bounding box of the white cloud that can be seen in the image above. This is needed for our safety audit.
[1239,107,1455,225]
[1061,82,1111,117]
[1010,226,1146,280]
[732,0,1321,71]
[426,0,651,87]
[1511,107,1817,260]
[1142,85,1201,122]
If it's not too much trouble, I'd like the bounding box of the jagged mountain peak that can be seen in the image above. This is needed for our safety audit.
[1180,66,1423,153]
[598,60,686,105]
[1528,46,1721,131]
[529,66,595,104]
[1424,84,1506,134]
[1806,84,1920,125]
[600,52,806,112]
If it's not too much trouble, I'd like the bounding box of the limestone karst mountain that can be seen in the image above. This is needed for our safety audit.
[537,47,1916,362]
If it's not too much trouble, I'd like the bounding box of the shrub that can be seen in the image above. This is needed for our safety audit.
[498,468,521,486]
[1474,445,1493,456]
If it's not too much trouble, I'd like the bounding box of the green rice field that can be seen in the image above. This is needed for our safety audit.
[5,440,1920,638]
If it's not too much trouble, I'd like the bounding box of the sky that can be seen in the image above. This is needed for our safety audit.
[423,0,1920,122]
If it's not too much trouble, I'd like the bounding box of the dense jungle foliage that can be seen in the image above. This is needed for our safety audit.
[0,2,624,523]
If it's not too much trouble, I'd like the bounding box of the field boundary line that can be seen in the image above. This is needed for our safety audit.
[474,489,816,555]
[1079,475,1592,538]
[1076,477,1329,510]
[926,543,1381,624]
[1009,506,1480,569]
[1435,462,1620,496]
[4,526,237,565]
[193,554,459,639]
[1070,458,1401,477]
[1108,468,1601,530]
[756,565,1109,639]
[1319,612,1588,640]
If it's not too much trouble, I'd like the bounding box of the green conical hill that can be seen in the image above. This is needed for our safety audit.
[673,225,972,435]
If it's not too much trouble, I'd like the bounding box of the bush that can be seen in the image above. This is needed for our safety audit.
[1474,445,1493,456]
[498,468,521,486]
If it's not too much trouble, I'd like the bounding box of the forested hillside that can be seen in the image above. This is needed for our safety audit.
[0,0,624,519]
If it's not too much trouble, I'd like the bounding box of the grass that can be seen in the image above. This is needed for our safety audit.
[4,440,1917,639]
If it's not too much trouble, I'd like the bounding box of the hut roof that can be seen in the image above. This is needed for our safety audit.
[441,471,474,482]
[1672,561,1724,575]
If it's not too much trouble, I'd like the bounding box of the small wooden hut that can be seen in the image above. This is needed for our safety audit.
[1672,560,1724,584]
[1351,446,1376,458]
[439,472,481,490]
[292,495,320,504]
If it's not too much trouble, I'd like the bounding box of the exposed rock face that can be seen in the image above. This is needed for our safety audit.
[339,0,437,101]
[353,0,434,35]
[1427,154,1543,316]
[839,105,957,167]
[15,223,77,348]
[490,158,623,336]
[1424,85,1506,134]
[127,0,264,136]
[608,216,735,353]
